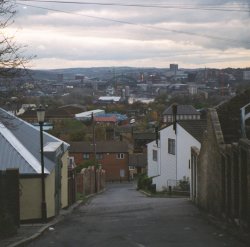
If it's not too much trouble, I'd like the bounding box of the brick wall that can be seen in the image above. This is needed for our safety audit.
[71,152,129,182]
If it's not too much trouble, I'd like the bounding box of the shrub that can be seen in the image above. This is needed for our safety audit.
[74,160,99,173]
[137,173,153,192]
[179,177,190,192]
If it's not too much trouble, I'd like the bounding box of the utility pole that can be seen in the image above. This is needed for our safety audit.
[92,112,97,193]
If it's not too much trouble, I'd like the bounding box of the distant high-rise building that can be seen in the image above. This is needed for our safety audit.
[170,64,178,75]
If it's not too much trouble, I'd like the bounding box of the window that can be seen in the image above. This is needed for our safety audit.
[153,150,158,161]
[167,115,172,122]
[96,153,103,160]
[83,153,89,160]
[116,153,124,159]
[168,138,175,155]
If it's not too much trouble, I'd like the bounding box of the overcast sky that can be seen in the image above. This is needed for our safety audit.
[6,0,250,69]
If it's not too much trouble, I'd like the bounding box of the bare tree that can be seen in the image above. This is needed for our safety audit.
[0,0,29,78]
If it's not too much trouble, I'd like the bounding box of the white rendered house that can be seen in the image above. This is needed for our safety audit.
[147,121,205,192]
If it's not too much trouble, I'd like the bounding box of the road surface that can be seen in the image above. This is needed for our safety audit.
[28,183,247,247]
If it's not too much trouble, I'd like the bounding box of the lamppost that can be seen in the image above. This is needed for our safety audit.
[37,105,47,222]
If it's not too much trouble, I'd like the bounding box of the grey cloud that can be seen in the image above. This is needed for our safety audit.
[10,0,250,68]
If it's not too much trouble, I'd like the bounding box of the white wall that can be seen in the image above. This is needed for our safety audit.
[147,123,200,191]
[147,141,160,178]
[176,125,200,181]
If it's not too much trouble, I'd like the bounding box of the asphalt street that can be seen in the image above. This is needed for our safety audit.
[28,183,247,247]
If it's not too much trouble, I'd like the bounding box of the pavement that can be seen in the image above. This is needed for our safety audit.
[0,199,86,247]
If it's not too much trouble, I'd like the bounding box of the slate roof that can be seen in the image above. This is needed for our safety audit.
[216,89,250,143]
[163,104,200,115]
[133,132,156,140]
[178,120,207,143]
[21,105,84,118]
[0,108,69,174]
[69,141,128,153]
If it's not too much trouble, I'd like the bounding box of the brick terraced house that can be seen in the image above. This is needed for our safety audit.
[69,141,129,182]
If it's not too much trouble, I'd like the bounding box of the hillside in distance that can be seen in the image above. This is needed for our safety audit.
[25,67,169,80]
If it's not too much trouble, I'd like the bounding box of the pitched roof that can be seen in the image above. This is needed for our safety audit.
[163,104,200,115]
[133,132,156,140]
[98,96,121,102]
[0,108,69,174]
[94,116,117,123]
[21,106,83,118]
[75,109,104,119]
[178,120,207,143]
[69,141,128,153]
[216,89,250,143]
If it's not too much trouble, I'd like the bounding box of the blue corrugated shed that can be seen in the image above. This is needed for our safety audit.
[95,112,128,122]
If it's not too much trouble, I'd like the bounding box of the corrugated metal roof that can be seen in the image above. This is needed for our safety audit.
[0,108,69,175]
[75,109,104,119]
[95,113,128,121]
[98,96,121,102]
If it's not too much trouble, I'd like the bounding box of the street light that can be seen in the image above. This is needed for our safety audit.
[37,105,47,222]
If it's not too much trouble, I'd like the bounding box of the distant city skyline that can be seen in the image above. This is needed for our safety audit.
[7,0,250,69]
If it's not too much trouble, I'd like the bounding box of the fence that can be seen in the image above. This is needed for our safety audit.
[0,169,20,238]
[76,166,106,197]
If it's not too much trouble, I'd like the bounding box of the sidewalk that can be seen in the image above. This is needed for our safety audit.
[0,200,83,247]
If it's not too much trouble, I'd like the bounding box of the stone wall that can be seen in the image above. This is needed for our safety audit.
[194,108,250,227]
[197,109,224,216]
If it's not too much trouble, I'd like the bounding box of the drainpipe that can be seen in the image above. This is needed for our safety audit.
[172,103,177,134]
